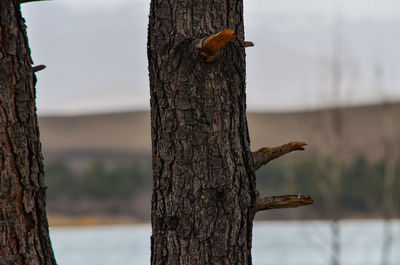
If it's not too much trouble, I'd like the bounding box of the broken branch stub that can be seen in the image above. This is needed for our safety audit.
[244,41,254,47]
[198,29,236,62]
[20,0,49,3]
[256,195,313,212]
[253,142,307,170]
[32,65,46,72]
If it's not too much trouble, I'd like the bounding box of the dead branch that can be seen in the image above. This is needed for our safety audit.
[20,0,49,3]
[256,195,313,212]
[244,41,254,47]
[253,142,306,170]
[197,29,236,62]
[32,65,46,72]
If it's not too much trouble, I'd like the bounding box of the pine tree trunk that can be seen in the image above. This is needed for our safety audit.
[0,1,57,264]
[148,1,257,264]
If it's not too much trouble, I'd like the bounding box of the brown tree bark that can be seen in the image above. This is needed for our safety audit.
[147,1,312,264]
[0,1,57,264]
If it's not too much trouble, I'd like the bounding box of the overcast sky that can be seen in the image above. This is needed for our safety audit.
[22,0,400,115]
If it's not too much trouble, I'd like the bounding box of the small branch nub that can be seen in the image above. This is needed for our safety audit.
[244,41,254,47]
[20,0,49,3]
[32,65,46,72]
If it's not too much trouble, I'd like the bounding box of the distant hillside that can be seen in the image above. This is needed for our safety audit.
[39,103,400,220]
[38,102,400,162]
[39,111,151,153]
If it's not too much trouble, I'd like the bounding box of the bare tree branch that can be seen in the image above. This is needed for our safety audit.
[256,195,313,212]
[253,142,307,170]
[197,29,236,62]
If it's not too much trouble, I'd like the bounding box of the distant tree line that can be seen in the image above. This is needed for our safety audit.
[44,156,400,218]
[45,159,151,200]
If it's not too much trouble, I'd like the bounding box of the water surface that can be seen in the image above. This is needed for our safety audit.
[50,220,400,265]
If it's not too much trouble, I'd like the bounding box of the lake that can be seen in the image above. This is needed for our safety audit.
[50,220,400,265]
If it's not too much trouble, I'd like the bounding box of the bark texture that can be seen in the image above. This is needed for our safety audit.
[0,1,57,264]
[148,1,257,264]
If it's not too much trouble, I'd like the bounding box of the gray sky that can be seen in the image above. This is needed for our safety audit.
[22,0,400,115]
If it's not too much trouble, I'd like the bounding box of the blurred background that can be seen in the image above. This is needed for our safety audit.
[22,0,400,264]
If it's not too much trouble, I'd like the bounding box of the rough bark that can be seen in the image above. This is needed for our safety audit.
[0,1,57,264]
[148,1,312,264]
[148,1,256,264]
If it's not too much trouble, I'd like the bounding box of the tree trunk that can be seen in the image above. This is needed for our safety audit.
[148,1,256,264]
[148,1,312,264]
[0,1,57,264]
